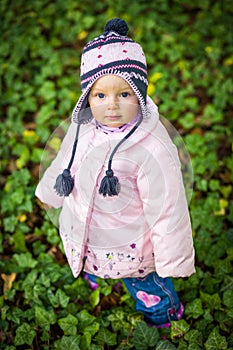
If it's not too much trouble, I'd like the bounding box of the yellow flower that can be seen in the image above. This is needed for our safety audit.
[23,130,36,138]
[205,46,213,53]
[78,30,88,40]
[17,214,27,222]
[214,199,228,216]
[150,72,163,83]
[147,83,156,96]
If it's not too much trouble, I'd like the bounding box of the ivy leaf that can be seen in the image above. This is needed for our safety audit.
[171,320,190,340]
[58,314,78,336]
[188,344,202,350]
[223,290,233,308]
[13,252,38,269]
[35,306,57,331]
[77,309,96,332]
[132,321,160,350]
[107,310,130,332]
[84,321,100,336]
[185,299,204,319]
[156,339,177,349]
[12,231,27,253]
[204,327,228,350]
[200,292,222,311]
[56,288,70,308]
[3,216,18,233]
[185,330,203,348]
[14,322,36,346]
[89,288,100,308]
[227,309,233,319]
[94,328,117,346]
[57,335,81,350]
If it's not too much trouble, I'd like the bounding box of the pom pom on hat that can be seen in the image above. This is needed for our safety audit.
[104,18,129,36]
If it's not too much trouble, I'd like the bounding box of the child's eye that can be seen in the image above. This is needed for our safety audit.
[121,92,129,98]
[97,93,105,99]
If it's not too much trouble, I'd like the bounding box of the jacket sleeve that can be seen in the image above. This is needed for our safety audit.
[35,122,77,208]
[137,125,195,278]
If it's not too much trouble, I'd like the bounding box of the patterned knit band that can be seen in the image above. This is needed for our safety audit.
[72,19,148,123]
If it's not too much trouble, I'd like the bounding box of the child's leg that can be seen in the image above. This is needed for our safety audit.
[123,272,183,327]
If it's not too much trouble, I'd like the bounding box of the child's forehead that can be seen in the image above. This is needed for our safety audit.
[91,75,132,90]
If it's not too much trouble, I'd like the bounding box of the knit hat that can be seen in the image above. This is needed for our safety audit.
[54,18,148,197]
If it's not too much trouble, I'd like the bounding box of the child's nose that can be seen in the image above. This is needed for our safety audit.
[107,96,118,109]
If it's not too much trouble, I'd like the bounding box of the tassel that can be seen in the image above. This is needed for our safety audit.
[99,169,120,197]
[53,123,81,197]
[54,169,74,197]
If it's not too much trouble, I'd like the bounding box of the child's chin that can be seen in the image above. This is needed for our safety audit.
[106,122,124,128]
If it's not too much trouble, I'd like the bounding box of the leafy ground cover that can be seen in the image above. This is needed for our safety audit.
[0,0,233,349]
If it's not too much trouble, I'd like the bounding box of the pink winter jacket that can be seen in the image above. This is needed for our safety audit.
[36,97,195,279]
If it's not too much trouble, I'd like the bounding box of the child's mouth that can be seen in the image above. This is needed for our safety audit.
[106,116,121,121]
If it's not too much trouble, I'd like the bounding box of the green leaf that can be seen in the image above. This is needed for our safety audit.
[171,320,190,340]
[223,290,233,308]
[13,252,38,269]
[89,288,100,308]
[84,321,100,337]
[22,270,38,289]
[80,332,92,350]
[56,288,70,308]
[132,321,160,350]
[107,309,130,332]
[77,310,96,330]
[58,314,78,336]
[12,231,27,253]
[14,322,36,346]
[185,299,204,319]
[179,112,195,129]
[41,330,50,341]
[38,81,56,101]
[94,328,117,346]
[178,339,190,350]
[227,308,233,319]
[188,344,202,350]
[35,306,57,331]
[57,335,81,350]
[204,327,227,350]
[200,292,222,311]
[156,340,177,349]
[3,216,18,233]
[184,330,203,348]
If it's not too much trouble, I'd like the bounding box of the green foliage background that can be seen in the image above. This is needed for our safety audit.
[0,0,232,349]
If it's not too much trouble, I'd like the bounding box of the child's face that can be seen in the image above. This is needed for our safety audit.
[88,75,139,128]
